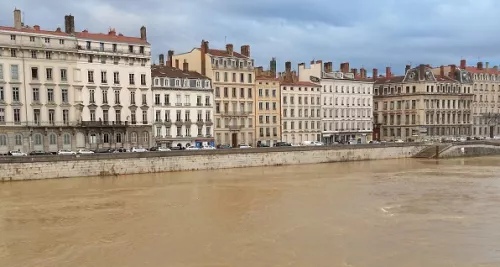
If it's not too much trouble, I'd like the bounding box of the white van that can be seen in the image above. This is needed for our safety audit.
[301,141,324,146]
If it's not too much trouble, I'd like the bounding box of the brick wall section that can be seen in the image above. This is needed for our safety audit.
[0,144,425,181]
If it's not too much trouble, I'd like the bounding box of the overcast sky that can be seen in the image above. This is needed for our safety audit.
[1,0,499,75]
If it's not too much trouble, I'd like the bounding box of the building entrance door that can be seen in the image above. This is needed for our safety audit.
[231,133,238,148]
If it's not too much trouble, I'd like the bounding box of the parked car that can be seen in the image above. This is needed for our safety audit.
[29,150,50,156]
[57,149,77,155]
[157,147,171,152]
[216,144,232,149]
[201,145,216,150]
[302,141,324,146]
[131,147,147,152]
[239,144,251,148]
[77,149,94,155]
[275,142,292,147]
[394,139,404,143]
[94,148,114,153]
[257,142,270,147]
[9,150,27,156]
[186,146,200,150]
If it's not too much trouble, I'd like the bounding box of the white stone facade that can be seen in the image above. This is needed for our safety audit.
[151,64,214,148]
[0,10,152,154]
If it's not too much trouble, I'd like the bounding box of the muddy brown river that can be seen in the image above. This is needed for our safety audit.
[1,157,500,267]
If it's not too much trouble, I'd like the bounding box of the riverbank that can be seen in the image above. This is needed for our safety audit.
[0,144,425,181]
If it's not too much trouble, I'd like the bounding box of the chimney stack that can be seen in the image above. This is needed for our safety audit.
[450,64,457,79]
[183,60,189,72]
[285,61,291,73]
[340,62,350,73]
[241,45,250,57]
[14,9,22,29]
[175,59,179,69]
[360,68,366,79]
[159,54,165,65]
[477,62,483,70]
[352,68,358,77]
[419,64,426,80]
[140,26,147,41]
[256,66,264,76]
[460,59,466,69]
[386,67,391,78]
[64,14,75,34]
[270,57,277,77]
[200,40,209,75]
[33,25,40,31]
[440,65,444,77]
[405,64,411,74]
[324,62,332,73]
[372,68,378,80]
[226,44,233,56]
[167,50,174,67]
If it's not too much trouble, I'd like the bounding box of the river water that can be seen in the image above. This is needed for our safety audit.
[1,157,500,267]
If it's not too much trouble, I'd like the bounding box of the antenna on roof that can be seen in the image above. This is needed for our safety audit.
[224,36,227,45]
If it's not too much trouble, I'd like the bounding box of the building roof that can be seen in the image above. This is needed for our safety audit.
[207,49,247,58]
[464,66,500,75]
[374,73,459,85]
[151,64,208,80]
[256,76,279,81]
[0,25,148,44]
[281,81,320,87]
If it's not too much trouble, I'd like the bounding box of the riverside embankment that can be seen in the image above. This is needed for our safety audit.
[0,144,425,181]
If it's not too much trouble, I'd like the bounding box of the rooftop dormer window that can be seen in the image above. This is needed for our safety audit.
[164,79,169,87]
[196,80,201,87]
[205,80,210,88]
[184,79,189,87]
[175,79,180,87]
[154,78,159,86]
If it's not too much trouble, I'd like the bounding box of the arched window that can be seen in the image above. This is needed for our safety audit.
[15,134,22,146]
[131,132,138,143]
[89,133,97,144]
[143,131,149,143]
[34,133,43,145]
[116,133,122,143]
[63,133,71,145]
[49,133,57,145]
[0,134,7,146]
[103,133,110,143]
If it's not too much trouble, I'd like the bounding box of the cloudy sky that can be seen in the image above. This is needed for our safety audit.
[1,0,499,75]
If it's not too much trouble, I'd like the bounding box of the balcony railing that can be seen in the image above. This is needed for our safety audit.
[80,121,129,127]
[226,125,245,130]
[220,111,251,117]
[0,121,79,127]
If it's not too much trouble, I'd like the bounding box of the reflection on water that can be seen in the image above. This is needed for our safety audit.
[1,157,500,267]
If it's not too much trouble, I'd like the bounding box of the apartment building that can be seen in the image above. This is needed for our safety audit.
[434,60,500,138]
[151,54,214,148]
[373,64,474,141]
[280,61,321,144]
[298,61,374,144]
[255,58,281,146]
[0,9,152,154]
[172,40,255,147]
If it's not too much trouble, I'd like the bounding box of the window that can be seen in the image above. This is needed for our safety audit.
[63,110,69,124]
[31,67,39,80]
[0,87,3,101]
[142,110,148,124]
[205,96,210,106]
[248,74,252,83]
[48,109,55,124]
[59,39,64,45]
[12,87,19,102]
[129,73,135,85]
[114,90,120,104]
[116,133,122,143]
[15,134,22,145]
[34,134,43,145]
[88,70,94,83]
[44,38,50,43]
[0,64,3,80]
[103,110,109,122]
[102,90,108,104]
[0,134,6,146]
[205,111,211,121]
[63,133,71,145]
[101,71,107,83]
[45,51,52,59]
[29,36,35,42]
[46,68,53,80]
[130,92,136,105]
[103,133,110,143]
[248,88,252,98]
[164,94,170,105]
[11,49,16,57]
[114,72,120,84]
[131,111,136,124]
[131,132,138,143]
[88,55,93,63]
[155,94,160,105]
[11,65,19,80]
[141,74,146,85]
[61,89,68,103]
[115,110,121,122]
[49,133,57,145]
[142,94,147,105]
[89,89,95,103]
[10,35,16,41]
[60,69,67,81]
[90,110,96,121]
[32,88,40,102]
[31,51,37,59]
[13,108,21,123]
[0,108,4,123]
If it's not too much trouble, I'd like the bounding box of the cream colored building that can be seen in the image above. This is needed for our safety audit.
[280,61,321,144]
[151,57,214,148]
[255,77,280,146]
[172,40,255,147]
[298,61,374,144]
[374,64,473,141]
[0,9,152,154]
[434,60,500,138]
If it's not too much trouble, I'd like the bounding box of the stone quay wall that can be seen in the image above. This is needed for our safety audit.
[0,144,426,181]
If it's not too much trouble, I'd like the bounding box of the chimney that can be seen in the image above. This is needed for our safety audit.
[183,60,189,72]
[55,27,61,32]
[360,68,366,79]
[241,45,250,57]
[460,59,466,69]
[324,62,332,73]
[108,28,116,36]
[256,66,264,76]
[450,64,457,79]
[405,64,411,74]
[159,54,165,66]
[270,57,277,77]
[175,59,179,69]
[486,62,489,70]
[167,50,174,67]
[316,60,322,65]
[477,61,483,70]
[140,26,147,41]
[226,44,233,56]
[440,65,444,77]
[200,40,209,75]
[285,61,292,81]
[419,64,426,80]
[386,67,391,78]
[64,15,75,34]
[352,68,358,77]
[340,62,349,73]
[14,9,22,29]
[372,68,378,80]
[33,25,40,31]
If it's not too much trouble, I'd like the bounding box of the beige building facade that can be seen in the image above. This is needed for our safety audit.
[255,58,280,146]
[0,9,152,154]
[172,41,255,147]
[374,64,474,141]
